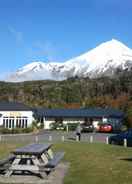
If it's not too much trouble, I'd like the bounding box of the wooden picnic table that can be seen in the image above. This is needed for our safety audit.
[3,143,64,178]
[4,143,58,178]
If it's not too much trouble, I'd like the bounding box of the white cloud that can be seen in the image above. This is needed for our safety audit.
[8,26,24,44]
[27,40,61,62]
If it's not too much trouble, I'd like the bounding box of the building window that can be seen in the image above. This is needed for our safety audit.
[16,119,19,128]
[3,116,29,129]
[12,119,14,129]
[6,119,8,128]
[9,119,12,128]
[19,119,22,128]
[22,119,24,128]
[25,119,28,128]
[3,119,5,128]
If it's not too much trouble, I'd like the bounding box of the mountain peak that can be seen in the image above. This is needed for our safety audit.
[6,39,132,82]
[109,38,124,46]
[99,39,130,51]
[111,38,121,43]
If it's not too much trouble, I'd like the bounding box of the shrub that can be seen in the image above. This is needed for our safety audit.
[0,127,33,134]
[0,128,11,134]
[65,123,78,131]
[23,127,33,133]
[50,122,65,130]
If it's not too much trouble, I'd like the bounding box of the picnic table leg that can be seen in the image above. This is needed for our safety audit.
[41,154,49,164]
[32,157,47,178]
[5,157,21,177]
[47,148,54,159]
[39,171,47,179]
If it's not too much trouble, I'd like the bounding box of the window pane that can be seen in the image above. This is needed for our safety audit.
[19,119,21,128]
[12,119,14,129]
[16,119,18,128]
[22,119,24,128]
[25,119,28,128]
[6,119,8,128]
[3,119,5,128]
[9,119,11,128]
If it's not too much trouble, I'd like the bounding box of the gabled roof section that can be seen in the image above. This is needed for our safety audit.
[35,108,124,118]
[0,102,32,111]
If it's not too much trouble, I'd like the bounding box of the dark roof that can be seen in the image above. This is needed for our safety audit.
[0,102,32,111]
[35,108,124,119]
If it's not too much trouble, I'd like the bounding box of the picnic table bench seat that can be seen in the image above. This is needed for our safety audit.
[0,155,15,166]
[45,152,65,168]
[39,152,65,172]
[0,155,15,171]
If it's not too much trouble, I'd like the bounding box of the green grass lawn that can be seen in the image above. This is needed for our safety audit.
[1,142,132,184]
[54,142,132,184]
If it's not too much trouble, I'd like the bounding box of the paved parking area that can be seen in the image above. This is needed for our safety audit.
[0,130,115,143]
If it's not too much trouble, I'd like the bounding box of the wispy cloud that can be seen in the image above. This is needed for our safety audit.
[0,71,12,81]
[27,40,61,62]
[8,26,61,62]
[8,26,24,44]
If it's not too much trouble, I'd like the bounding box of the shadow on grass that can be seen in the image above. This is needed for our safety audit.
[120,158,132,162]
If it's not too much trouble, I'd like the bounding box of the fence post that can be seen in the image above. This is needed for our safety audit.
[35,136,38,143]
[62,135,65,142]
[0,135,2,142]
[76,135,79,141]
[66,124,69,132]
[90,135,93,143]
[49,135,52,141]
[106,136,109,144]
[124,139,127,147]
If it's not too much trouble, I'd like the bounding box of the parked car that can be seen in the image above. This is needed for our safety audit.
[81,123,94,132]
[108,129,132,146]
[99,124,113,133]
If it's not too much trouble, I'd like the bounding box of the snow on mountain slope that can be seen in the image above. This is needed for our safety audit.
[64,39,132,77]
[6,39,132,82]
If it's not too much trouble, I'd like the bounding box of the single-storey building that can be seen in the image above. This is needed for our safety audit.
[0,102,124,131]
[0,102,33,129]
[35,108,124,130]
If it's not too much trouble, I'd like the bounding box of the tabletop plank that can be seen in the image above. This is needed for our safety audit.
[12,143,52,155]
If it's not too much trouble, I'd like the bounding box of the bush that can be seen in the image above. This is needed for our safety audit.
[65,123,78,131]
[50,122,79,131]
[0,127,33,134]
[0,128,12,134]
[11,128,22,134]
[23,127,33,133]
[50,122,65,130]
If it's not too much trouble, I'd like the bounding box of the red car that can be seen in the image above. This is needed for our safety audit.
[99,124,113,133]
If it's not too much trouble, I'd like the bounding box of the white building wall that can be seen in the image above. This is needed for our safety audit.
[44,119,55,129]
[0,111,33,128]
[44,120,55,130]
[44,117,85,130]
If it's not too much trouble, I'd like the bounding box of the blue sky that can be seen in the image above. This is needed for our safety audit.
[0,0,132,77]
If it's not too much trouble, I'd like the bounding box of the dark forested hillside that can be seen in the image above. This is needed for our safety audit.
[0,71,132,125]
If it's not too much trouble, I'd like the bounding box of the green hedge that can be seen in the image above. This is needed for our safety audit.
[50,122,78,131]
[65,123,78,131]
[0,127,33,134]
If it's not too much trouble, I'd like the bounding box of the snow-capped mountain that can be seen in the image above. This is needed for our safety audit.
[6,39,132,82]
